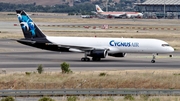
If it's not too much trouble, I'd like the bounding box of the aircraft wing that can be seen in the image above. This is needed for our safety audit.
[59,44,93,51]
[16,39,109,51]
[16,39,93,50]
[58,44,108,51]
[16,39,92,51]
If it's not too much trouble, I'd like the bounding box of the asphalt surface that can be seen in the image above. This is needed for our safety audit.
[0,39,179,72]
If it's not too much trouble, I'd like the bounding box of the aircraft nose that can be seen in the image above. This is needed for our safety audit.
[169,47,174,52]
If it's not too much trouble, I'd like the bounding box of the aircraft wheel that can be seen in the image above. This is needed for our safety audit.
[81,57,90,61]
[85,58,90,61]
[92,57,101,61]
[97,58,101,61]
[151,60,155,63]
[81,58,85,61]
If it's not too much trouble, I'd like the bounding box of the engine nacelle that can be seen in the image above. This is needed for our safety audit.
[126,14,132,18]
[108,53,126,57]
[87,50,108,58]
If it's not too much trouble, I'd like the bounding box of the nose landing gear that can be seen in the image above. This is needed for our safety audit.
[151,54,156,63]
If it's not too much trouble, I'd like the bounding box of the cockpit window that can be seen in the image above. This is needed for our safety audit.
[162,44,170,46]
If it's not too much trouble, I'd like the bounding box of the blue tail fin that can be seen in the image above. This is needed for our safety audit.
[16,10,46,39]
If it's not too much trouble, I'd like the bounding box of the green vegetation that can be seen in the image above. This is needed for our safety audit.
[151,98,160,101]
[38,96,55,101]
[173,73,180,76]
[104,97,114,101]
[61,62,72,74]
[124,95,135,100]
[37,64,44,74]
[140,95,149,101]
[0,2,95,14]
[1,96,15,101]
[99,72,108,76]
[25,72,31,76]
[67,96,78,101]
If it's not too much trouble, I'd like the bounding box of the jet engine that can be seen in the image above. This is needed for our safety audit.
[126,14,132,18]
[108,53,126,57]
[87,50,108,58]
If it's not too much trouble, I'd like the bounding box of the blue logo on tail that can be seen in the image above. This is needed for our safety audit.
[17,14,36,37]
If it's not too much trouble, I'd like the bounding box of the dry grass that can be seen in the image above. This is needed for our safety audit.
[51,96,180,101]
[0,70,180,89]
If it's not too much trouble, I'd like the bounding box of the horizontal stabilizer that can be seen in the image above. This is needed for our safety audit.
[17,39,36,44]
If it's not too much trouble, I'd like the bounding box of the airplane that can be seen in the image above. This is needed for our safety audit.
[95,5,143,18]
[15,10,174,63]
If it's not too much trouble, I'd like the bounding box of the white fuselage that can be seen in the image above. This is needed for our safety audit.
[98,12,143,18]
[98,12,126,17]
[46,36,174,54]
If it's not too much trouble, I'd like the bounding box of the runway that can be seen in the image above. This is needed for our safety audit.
[0,39,179,72]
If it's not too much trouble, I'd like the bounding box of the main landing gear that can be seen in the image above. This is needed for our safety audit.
[92,57,101,61]
[151,54,157,63]
[81,52,101,61]
[81,57,90,61]
[81,57,101,61]
[81,52,90,61]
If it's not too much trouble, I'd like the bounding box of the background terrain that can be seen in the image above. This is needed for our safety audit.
[0,0,65,5]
